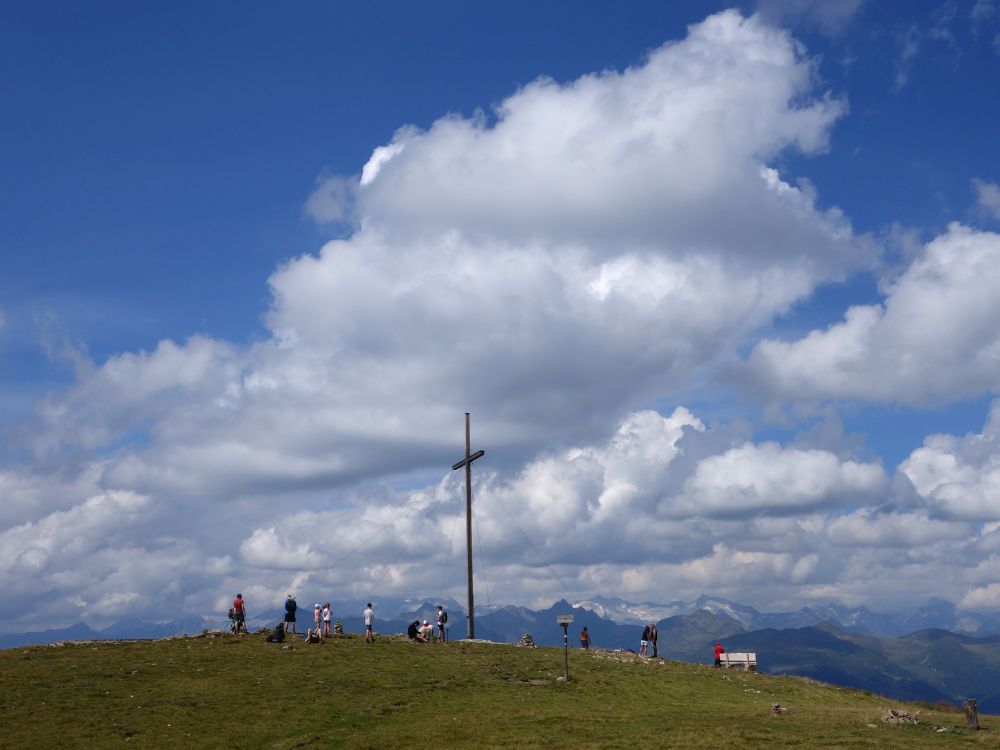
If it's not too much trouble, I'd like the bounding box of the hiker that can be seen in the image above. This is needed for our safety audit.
[266,623,286,643]
[313,604,321,633]
[580,626,590,650]
[640,624,650,656]
[232,594,247,634]
[363,603,375,643]
[284,594,297,634]
[714,641,725,667]
[649,623,658,658]
[322,603,332,638]
[305,627,323,644]
[436,605,448,643]
[408,620,427,643]
[420,620,434,641]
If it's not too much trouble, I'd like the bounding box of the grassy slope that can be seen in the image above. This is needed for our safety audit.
[0,633,996,749]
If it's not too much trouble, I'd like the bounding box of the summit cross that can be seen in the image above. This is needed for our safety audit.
[451,412,485,639]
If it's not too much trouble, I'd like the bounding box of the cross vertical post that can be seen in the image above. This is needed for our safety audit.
[451,412,485,639]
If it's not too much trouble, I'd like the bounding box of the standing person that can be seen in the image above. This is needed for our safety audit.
[580,626,591,650]
[322,603,332,638]
[436,605,448,643]
[284,594,298,634]
[639,624,650,656]
[714,641,725,667]
[363,603,375,643]
[313,604,321,635]
[649,623,658,658]
[232,594,246,634]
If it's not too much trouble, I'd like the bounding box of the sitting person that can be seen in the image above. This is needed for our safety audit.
[266,623,286,643]
[407,620,427,643]
[304,627,324,644]
[419,620,434,641]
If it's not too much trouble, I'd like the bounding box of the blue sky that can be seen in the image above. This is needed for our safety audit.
[3,1,1000,631]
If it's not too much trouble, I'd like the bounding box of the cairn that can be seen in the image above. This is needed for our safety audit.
[517,633,536,648]
[334,620,344,636]
[882,708,919,725]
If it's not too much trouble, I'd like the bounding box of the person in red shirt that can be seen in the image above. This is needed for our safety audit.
[714,641,725,667]
[232,594,246,634]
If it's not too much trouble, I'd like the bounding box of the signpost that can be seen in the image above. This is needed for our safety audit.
[556,614,574,682]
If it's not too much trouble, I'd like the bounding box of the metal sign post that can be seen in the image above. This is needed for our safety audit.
[556,614,574,682]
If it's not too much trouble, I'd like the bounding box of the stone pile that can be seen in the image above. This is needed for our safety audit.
[882,708,919,725]
[517,633,536,648]
[334,620,344,635]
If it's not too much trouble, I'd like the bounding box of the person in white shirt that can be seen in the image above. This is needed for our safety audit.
[419,619,433,641]
[322,603,332,637]
[363,603,375,643]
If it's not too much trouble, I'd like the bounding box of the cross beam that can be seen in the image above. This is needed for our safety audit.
[451,413,485,639]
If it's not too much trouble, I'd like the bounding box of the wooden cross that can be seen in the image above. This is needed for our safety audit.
[451,412,485,639]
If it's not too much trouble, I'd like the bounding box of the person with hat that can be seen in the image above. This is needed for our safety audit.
[419,619,434,641]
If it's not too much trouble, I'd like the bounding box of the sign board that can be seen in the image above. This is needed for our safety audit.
[556,615,574,625]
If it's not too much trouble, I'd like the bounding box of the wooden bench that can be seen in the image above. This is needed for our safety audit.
[719,652,757,671]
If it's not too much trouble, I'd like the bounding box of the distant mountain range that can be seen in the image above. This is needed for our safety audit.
[573,594,1000,638]
[6,594,1000,710]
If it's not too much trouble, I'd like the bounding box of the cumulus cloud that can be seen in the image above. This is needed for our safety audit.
[973,177,1000,221]
[743,224,1000,405]
[899,400,1000,521]
[345,12,855,265]
[674,443,887,517]
[26,10,868,506]
[20,11,989,631]
[826,508,971,547]
[304,174,356,224]
[222,408,896,612]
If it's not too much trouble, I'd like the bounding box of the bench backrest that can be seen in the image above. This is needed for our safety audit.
[720,652,757,668]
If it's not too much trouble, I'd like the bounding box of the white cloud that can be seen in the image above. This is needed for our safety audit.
[24,11,869,511]
[673,443,887,517]
[899,400,1000,521]
[962,582,1000,609]
[756,0,865,36]
[743,224,1000,405]
[24,11,1000,629]
[973,177,1000,221]
[304,174,356,224]
[826,509,971,547]
[349,11,854,267]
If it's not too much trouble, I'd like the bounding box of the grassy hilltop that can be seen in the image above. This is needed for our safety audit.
[0,631,995,749]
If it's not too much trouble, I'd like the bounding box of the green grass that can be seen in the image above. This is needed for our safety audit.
[0,632,994,749]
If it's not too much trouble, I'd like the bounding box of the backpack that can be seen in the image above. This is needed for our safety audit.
[441,611,448,624]
[228,608,235,620]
